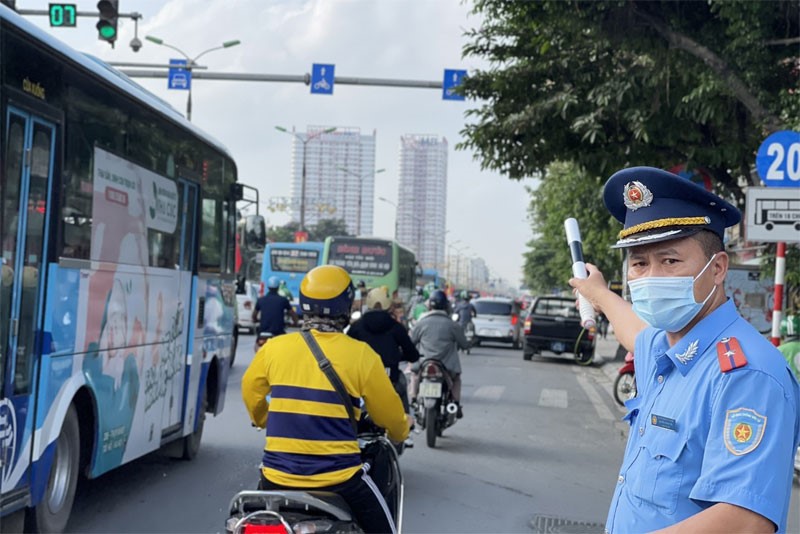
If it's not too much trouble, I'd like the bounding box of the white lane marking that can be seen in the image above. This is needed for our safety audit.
[538,388,568,409]
[472,385,505,401]
[573,367,614,420]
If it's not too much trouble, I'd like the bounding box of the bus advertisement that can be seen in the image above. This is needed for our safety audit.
[322,237,416,304]
[260,242,324,313]
[0,8,241,531]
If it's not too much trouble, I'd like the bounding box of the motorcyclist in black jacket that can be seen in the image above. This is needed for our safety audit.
[348,286,421,428]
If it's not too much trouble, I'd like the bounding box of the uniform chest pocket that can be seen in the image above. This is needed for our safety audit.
[632,432,688,516]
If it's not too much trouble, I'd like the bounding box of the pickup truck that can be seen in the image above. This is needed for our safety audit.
[522,296,595,365]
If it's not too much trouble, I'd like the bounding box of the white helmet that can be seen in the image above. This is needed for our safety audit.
[366,286,392,311]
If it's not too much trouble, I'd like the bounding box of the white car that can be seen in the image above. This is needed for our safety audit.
[236,280,260,334]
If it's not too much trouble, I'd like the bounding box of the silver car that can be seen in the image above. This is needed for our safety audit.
[471,297,523,349]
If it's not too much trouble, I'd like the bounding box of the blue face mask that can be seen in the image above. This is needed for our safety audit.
[628,254,717,332]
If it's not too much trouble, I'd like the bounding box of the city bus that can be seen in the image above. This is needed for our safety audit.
[322,236,417,304]
[260,241,324,313]
[0,8,249,531]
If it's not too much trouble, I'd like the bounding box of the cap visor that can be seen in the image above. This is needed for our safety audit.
[611,227,702,249]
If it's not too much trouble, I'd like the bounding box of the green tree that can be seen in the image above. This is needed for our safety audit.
[524,161,622,293]
[311,219,350,241]
[460,0,799,206]
[266,221,299,243]
[266,218,351,244]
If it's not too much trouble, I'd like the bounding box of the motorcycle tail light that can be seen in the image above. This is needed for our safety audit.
[259,281,265,297]
[243,524,289,533]
[586,327,595,342]
[423,362,443,378]
[524,318,532,335]
[511,315,518,326]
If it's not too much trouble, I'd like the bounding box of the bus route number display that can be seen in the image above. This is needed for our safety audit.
[49,3,78,27]
[270,248,319,273]
[329,240,392,276]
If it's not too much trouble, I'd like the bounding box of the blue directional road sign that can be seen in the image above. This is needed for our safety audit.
[168,59,191,91]
[442,69,467,101]
[311,63,335,95]
[756,130,800,187]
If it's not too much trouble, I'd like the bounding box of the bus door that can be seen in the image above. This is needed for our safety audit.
[1,107,57,495]
[174,179,200,432]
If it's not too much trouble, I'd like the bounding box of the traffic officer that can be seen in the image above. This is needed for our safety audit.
[569,167,800,533]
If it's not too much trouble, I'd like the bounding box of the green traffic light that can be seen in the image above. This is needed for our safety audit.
[98,23,116,39]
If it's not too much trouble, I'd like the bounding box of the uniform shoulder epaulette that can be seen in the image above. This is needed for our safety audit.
[716,337,748,372]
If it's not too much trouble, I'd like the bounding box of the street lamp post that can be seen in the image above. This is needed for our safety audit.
[377,196,398,239]
[145,35,240,122]
[275,126,337,232]
[338,167,385,235]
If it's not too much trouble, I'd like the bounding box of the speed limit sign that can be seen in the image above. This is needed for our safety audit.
[756,130,800,187]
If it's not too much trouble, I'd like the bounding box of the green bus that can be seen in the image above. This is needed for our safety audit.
[322,236,417,304]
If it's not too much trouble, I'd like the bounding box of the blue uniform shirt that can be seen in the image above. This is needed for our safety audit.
[606,299,800,533]
[255,292,291,335]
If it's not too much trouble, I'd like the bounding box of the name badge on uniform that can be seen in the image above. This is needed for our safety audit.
[651,414,677,432]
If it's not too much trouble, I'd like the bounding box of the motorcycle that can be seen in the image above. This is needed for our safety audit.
[226,417,403,534]
[613,351,637,406]
[414,358,459,448]
[451,313,474,354]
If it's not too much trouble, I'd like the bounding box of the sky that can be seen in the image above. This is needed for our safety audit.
[20,0,533,286]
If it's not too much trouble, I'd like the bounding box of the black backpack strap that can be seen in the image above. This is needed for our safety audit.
[300,331,359,435]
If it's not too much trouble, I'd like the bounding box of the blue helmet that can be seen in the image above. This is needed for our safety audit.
[267,276,280,289]
[429,290,448,311]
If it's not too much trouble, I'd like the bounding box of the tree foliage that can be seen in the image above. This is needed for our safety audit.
[460,0,799,206]
[266,218,351,243]
[461,0,799,294]
[523,161,622,293]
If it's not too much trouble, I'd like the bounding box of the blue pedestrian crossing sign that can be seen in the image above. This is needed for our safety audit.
[311,64,335,95]
[442,69,467,101]
[168,59,191,91]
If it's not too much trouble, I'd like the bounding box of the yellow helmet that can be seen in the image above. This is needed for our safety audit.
[366,286,392,310]
[300,265,354,317]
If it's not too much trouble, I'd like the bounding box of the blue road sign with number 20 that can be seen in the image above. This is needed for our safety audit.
[756,130,800,187]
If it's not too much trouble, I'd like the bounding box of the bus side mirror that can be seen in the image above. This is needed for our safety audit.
[244,215,267,250]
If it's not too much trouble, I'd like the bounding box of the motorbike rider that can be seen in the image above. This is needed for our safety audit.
[252,276,297,336]
[779,315,800,381]
[242,265,411,534]
[348,286,421,444]
[410,289,470,418]
[454,291,477,331]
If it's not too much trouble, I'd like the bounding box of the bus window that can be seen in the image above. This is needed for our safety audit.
[199,196,223,272]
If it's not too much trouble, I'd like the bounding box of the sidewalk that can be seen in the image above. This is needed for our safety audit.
[593,326,626,386]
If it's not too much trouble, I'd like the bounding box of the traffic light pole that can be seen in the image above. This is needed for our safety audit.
[118,69,443,90]
[15,9,140,20]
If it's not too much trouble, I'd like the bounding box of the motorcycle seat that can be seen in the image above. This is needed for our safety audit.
[305,491,353,515]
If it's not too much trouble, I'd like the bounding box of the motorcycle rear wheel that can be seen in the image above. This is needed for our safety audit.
[613,372,636,406]
[425,407,438,448]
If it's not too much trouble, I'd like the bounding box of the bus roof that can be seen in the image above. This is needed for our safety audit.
[0,5,234,160]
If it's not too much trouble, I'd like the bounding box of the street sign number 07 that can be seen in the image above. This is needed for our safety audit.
[756,130,800,186]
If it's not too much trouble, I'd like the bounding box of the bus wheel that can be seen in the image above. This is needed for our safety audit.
[182,392,206,460]
[29,404,80,533]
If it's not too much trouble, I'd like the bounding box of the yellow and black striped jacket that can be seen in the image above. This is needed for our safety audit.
[242,329,409,488]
